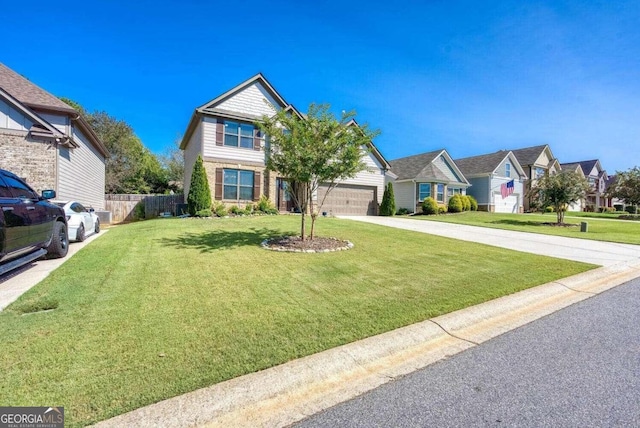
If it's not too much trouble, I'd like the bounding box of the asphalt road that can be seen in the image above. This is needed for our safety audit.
[296,278,640,428]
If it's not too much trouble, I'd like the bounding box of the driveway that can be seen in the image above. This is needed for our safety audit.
[341,216,640,266]
[0,230,108,311]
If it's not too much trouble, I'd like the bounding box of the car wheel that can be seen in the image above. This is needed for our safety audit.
[46,221,69,259]
[77,224,86,242]
[95,219,100,233]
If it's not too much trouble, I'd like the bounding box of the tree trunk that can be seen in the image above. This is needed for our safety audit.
[557,208,564,224]
[300,211,306,241]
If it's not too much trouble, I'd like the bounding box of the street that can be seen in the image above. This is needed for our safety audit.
[296,278,640,427]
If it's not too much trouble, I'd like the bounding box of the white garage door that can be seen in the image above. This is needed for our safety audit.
[317,184,377,216]
[494,194,519,213]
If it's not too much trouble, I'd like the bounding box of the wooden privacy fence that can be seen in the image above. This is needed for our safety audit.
[105,194,185,223]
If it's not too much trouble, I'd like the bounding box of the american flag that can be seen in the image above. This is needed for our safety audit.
[501,179,515,199]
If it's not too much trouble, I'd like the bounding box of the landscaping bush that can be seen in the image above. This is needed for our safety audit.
[195,209,212,217]
[229,205,242,215]
[421,197,439,215]
[448,194,463,213]
[187,155,212,216]
[244,204,254,215]
[614,204,624,212]
[461,195,471,211]
[213,202,228,217]
[468,195,478,211]
[133,201,145,220]
[380,182,396,216]
[255,195,279,214]
[438,205,447,214]
[396,207,410,215]
[545,206,554,213]
[625,205,638,214]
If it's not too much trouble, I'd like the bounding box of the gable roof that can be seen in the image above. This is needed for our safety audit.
[559,162,585,175]
[0,87,65,140]
[0,63,76,113]
[389,149,469,185]
[577,159,602,176]
[455,150,526,178]
[510,144,551,166]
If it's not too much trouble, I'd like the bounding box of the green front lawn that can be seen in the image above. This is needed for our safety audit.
[0,216,593,426]
[413,211,640,245]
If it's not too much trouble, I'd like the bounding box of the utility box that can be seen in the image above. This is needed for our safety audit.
[580,221,588,232]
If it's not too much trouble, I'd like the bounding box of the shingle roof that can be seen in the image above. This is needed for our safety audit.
[577,160,599,175]
[510,144,549,166]
[389,149,443,180]
[560,162,582,172]
[455,150,510,176]
[0,63,75,112]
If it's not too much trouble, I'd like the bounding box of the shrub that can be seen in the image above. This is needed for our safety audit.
[195,209,212,217]
[229,205,241,215]
[255,195,278,214]
[468,195,478,211]
[625,205,638,214]
[244,204,254,215]
[614,204,624,212]
[545,206,554,213]
[213,202,227,217]
[438,205,447,214]
[380,182,396,216]
[134,201,145,220]
[461,195,471,211]
[448,194,463,213]
[187,155,212,216]
[421,197,439,215]
[396,207,410,215]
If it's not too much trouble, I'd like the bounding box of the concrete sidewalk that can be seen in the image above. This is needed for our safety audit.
[341,216,640,266]
[0,230,108,311]
[94,220,640,428]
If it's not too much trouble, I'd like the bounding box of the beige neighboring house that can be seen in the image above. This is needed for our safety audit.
[559,162,586,211]
[0,63,107,209]
[563,159,607,211]
[510,144,561,212]
[180,73,390,215]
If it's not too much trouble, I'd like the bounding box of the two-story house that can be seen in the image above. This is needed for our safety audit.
[180,74,390,215]
[510,144,560,212]
[563,159,607,211]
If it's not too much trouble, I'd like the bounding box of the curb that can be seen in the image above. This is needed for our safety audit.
[94,260,640,428]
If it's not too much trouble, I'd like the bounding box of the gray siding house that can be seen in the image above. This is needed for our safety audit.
[0,63,108,209]
[455,151,527,213]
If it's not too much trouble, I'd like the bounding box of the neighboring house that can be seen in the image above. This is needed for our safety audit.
[387,149,470,213]
[455,151,527,213]
[559,162,586,212]
[563,160,607,211]
[510,144,560,212]
[0,63,107,209]
[180,73,390,216]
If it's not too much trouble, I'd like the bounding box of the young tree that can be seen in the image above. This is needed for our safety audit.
[607,167,640,213]
[187,155,212,216]
[380,182,396,216]
[160,136,185,192]
[528,170,590,224]
[257,103,379,240]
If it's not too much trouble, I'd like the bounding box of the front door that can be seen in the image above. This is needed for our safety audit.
[276,178,295,212]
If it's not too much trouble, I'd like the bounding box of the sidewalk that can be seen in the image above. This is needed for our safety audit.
[94,220,640,428]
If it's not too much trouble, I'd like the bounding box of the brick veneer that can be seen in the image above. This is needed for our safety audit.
[0,131,57,193]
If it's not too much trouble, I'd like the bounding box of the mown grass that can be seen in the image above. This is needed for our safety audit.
[0,216,593,426]
[412,211,640,245]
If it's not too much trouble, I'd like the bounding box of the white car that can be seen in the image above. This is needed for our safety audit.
[54,201,100,242]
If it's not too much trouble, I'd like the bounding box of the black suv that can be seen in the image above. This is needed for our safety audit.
[0,169,69,276]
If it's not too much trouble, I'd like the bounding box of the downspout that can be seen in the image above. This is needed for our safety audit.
[413,180,417,213]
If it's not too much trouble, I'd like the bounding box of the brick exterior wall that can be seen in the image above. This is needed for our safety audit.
[203,160,277,208]
[0,131,57,193]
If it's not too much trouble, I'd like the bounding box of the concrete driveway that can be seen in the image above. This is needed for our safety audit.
[0,230,108,311]
[341,216,640,266]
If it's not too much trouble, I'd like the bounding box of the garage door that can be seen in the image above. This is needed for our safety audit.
[317,184,377,216]
[494,194,519,213]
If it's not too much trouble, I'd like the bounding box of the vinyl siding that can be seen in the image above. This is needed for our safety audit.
[393,181,417,212]
[490,176,524,209]
[466,177,490,204]
[0,98,33,131]
[38,112,67,134]
[202,117,265,164]
[216,82,280,118]
[57,125,106,209]
[183,120,203,197]
[338,150,385,203]
[433,155,463,183]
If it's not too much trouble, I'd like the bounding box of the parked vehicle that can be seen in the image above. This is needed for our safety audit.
[53,201,100,242]
[0,169,68,276]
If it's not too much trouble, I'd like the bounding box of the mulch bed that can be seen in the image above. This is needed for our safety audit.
[262,236,353,253]
[541,222,578,227]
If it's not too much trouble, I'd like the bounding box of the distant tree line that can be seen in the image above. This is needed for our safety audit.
[61,98,183,194]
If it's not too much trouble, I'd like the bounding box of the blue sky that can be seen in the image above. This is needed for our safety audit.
[3,0,639,172]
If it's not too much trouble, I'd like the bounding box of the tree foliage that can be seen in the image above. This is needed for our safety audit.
[60,98,174,194]
[607,167,640,210]
[187,155,212,216]
[528,170,590,224]
[257,103,380,240]
[160,136,185,192]
[380,182,396,216]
